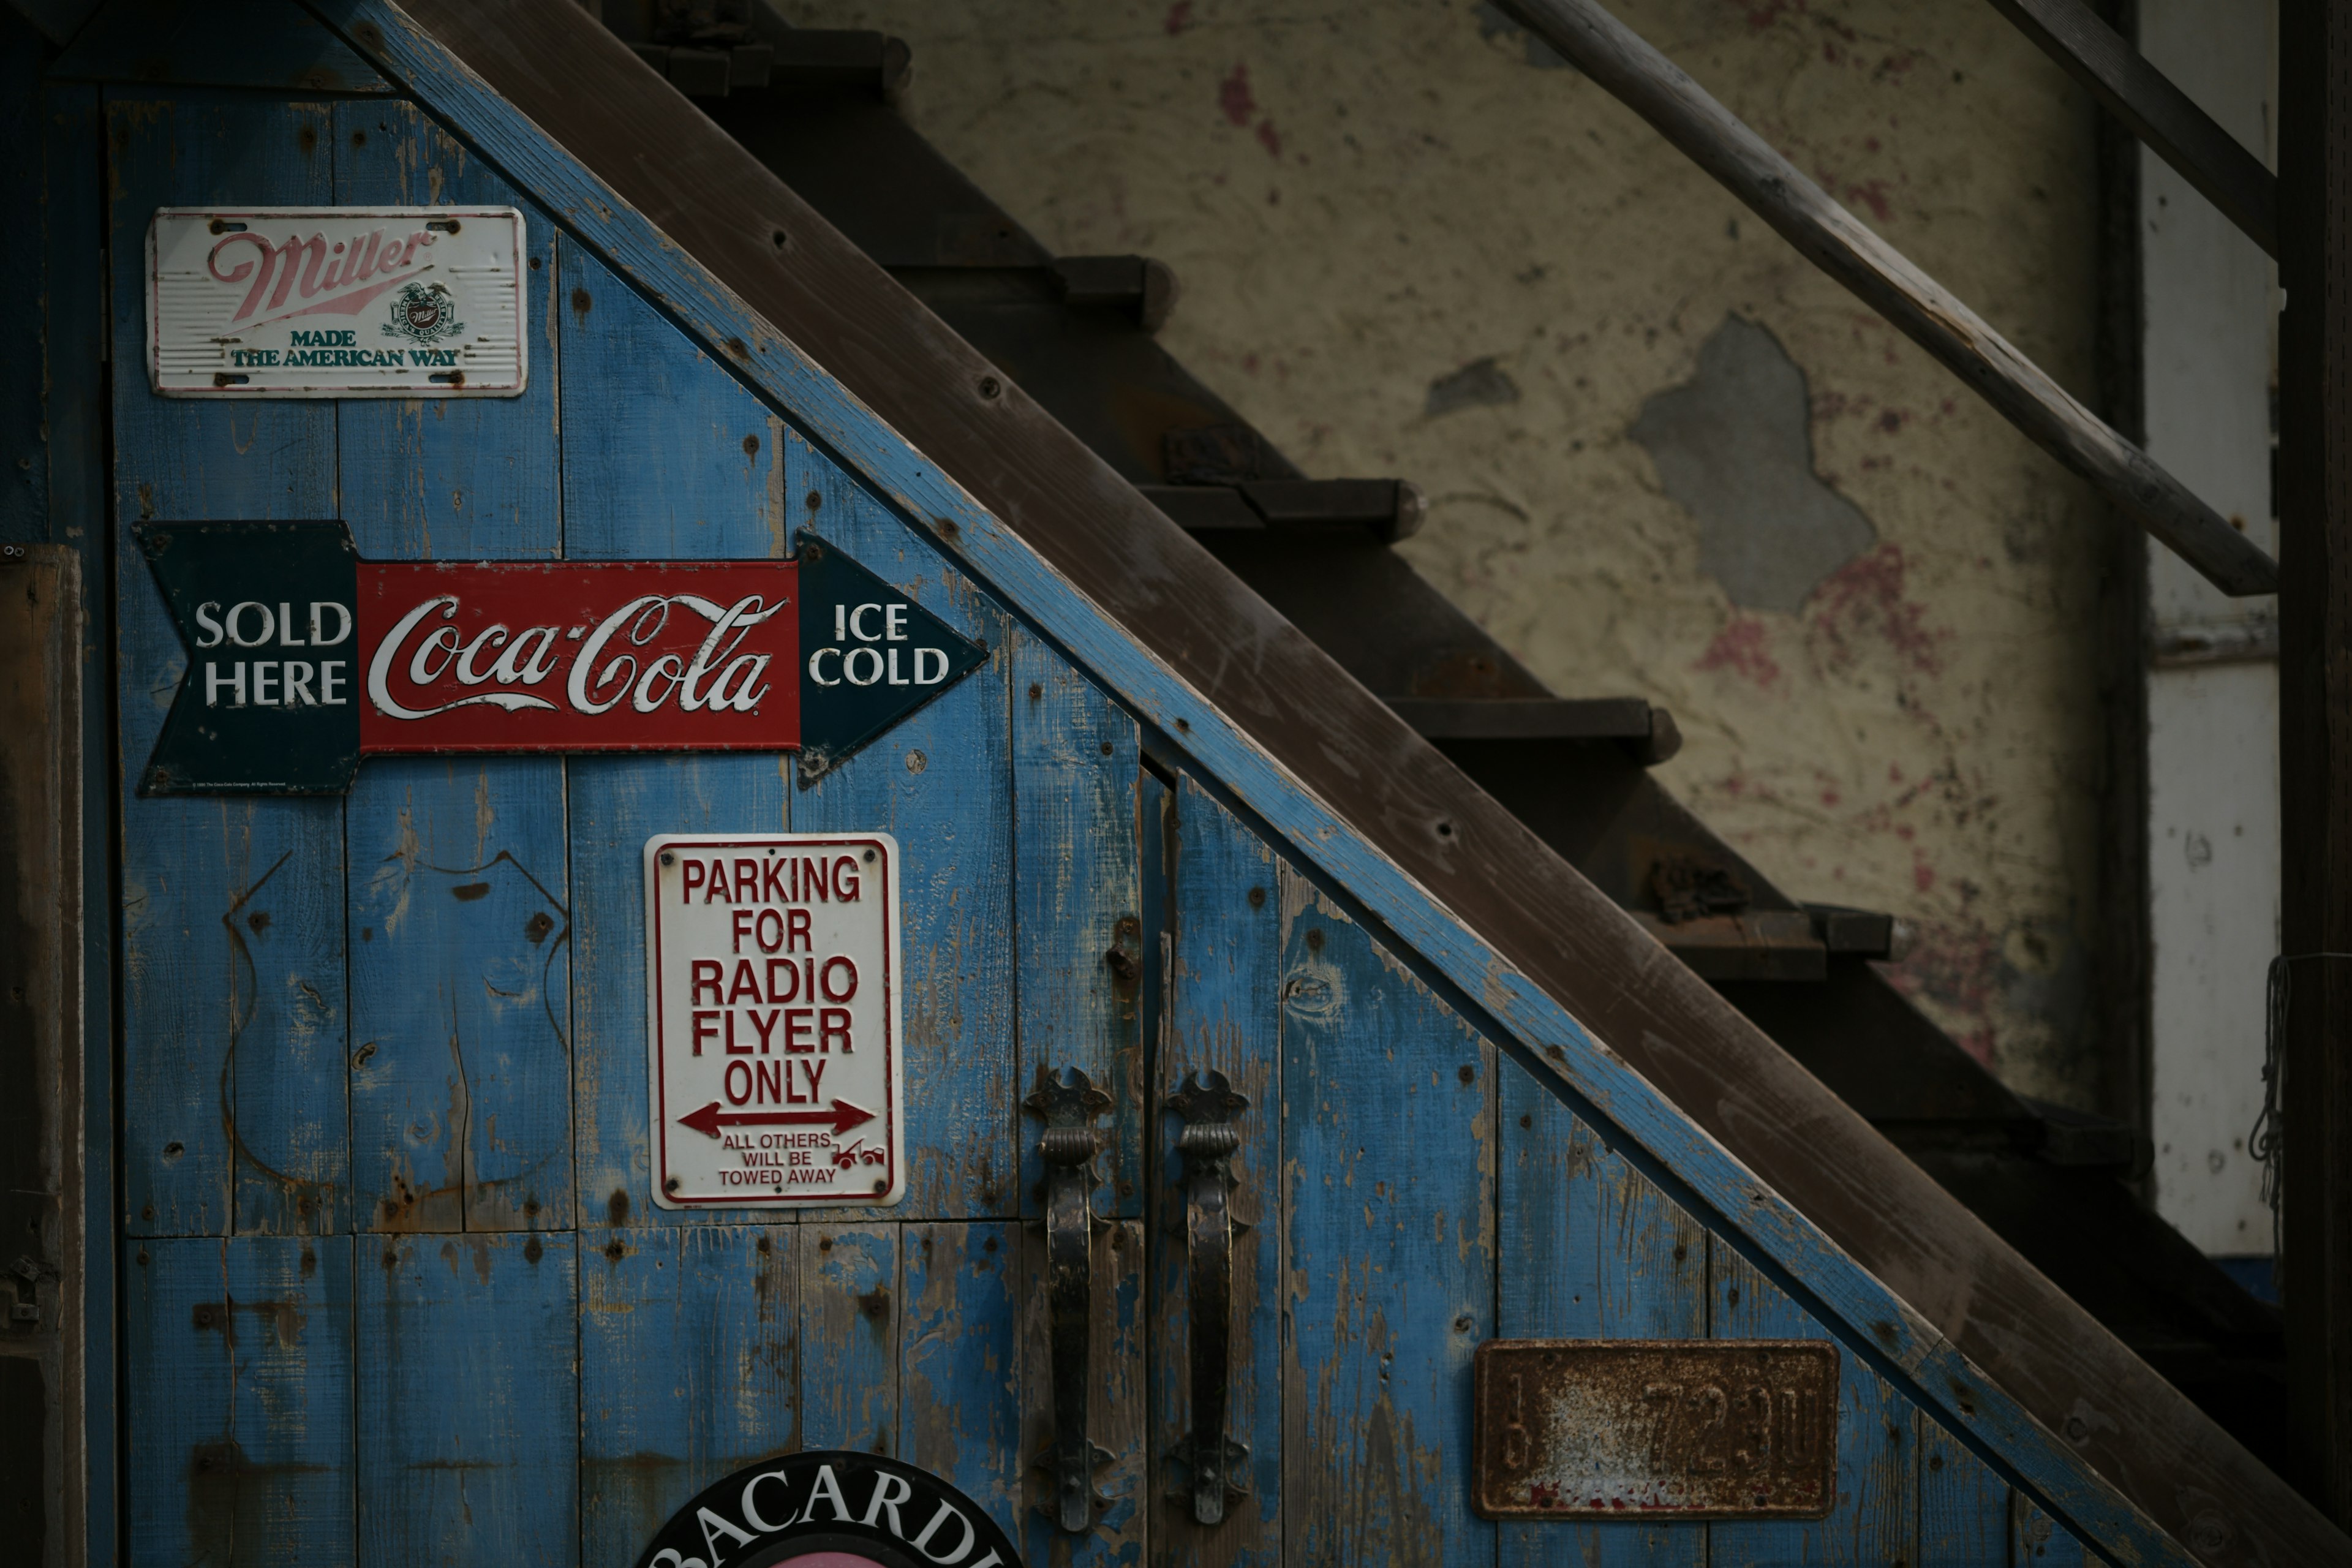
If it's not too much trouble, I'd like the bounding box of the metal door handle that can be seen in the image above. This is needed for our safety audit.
[1167,1069,1251,1525]
[1027,1065,1113,1533]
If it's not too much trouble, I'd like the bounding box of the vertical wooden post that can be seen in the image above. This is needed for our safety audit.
[0,544,86,1568]
[2278,0,2352,1517]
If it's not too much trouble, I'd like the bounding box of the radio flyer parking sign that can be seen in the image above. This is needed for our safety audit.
[646,832,903,1209]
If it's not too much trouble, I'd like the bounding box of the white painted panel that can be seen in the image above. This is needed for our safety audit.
[2140,0,2277,1253]
[2146,662,2277,1251]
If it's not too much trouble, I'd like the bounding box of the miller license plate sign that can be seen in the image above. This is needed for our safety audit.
[148,206,527,396]
[646,834,903,1208]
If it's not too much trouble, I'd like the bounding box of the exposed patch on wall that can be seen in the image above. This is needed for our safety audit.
[1471,2,1570,68]
[1630,315,1877,614]
[1426,356,1520,418]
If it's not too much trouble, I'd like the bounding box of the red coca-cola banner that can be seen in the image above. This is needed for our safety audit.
[358,561,799,753]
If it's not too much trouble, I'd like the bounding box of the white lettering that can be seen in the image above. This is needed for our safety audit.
[370,595,557,721]
[850,603,884,641]
[276,601,305,646]
[194,601,225,649]
[845,646,883,686]
[908,1498,976,1563]
[309,601,352,646]
[491,624,562,685]
[204,662,244,707]
[885,603,907,641]
[283,660,316,706]
[695,1505,754,1561]
[860,1472,913,1536]
[225,601,274,648]
[739,1469,794,1533]
[568,594,668,715]
[708,654,772,712]
[454,624,509,685]
[631,653,687,713]
[321,660,348,706]
[914,647,948,684]
[797,1464,852,1525]
[251,660,279,706]
[808,647,842,687]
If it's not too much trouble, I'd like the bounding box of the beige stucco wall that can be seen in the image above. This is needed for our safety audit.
[779,0,2114,1107]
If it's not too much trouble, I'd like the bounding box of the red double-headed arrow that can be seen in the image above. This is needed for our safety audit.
[678,1099,876,1139]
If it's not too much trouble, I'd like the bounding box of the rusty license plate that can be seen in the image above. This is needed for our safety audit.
[1472,1340,1841,1520]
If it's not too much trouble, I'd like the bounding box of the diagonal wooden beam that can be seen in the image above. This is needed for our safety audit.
[1494,0,2279,599]
[1988,0,2277,260]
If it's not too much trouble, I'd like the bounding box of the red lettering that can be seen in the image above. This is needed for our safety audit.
[802,856,831,902]
[802,1058,827,1098]
[734,858,760,903]
[762,858,788,902]
[690,959,723,1006]
[732,908,754,953]
[725,1060,752,1104]
[757,1060,784,1104]
[787,908,812,953]
[820,1006,854,1055]
[754,908,785,953]
[834,855,861,901]
[748,1008,781,1053]
[724,1011,751,1055]
[693,1009,721,1057]
[681,858,705,902]
[764,957,800,1003]
[728,959,763,1005]
[820,956,858,1003]
[785,1007,815,1054]
[704,858,733,903]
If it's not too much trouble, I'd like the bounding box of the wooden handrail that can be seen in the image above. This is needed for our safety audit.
[1988,0,2277,260]
[1493,0,2279,599]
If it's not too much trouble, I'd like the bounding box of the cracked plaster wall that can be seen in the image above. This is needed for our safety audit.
[778,0,2116,1107]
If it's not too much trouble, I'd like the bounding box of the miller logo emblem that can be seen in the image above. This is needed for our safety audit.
[382,279,463,346]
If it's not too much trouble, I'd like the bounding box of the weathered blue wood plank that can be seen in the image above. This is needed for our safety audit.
[557,242,783,560]
[1499,1068,1708,1567]
[560,241,790,1226]
[335,98,572,1239]
[126,1236,353,1566]
[1920,1415,2010,1567]
[1709,1247,1918,1566]
[2014,1493,2092,1566]
[332,97,561,556]
[1011,635,1142,1220]
[314,17,2211,1559]
[1019,1216,1147,1566]
[1278,865,1494,1567]
[53,0,392,91]
[801,1224,899,1455]
[901,1221,1022,1534]
[356,1231,578,1565]
[109,89,345,1238]
[1153,772,1281,1568]
[785,432,1016,1220]
[348,785,571,1231]
[579,1224,798,1565]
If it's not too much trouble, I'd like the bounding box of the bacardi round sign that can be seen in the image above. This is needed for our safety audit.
[645,832,903,1208]
[633,1452,1022,1568]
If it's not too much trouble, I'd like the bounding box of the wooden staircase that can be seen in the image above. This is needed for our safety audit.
[595,2,2296,1479]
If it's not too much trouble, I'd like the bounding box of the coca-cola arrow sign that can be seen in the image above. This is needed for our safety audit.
[133,521,988,794]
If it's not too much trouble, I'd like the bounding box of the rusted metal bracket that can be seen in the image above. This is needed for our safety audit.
[1166,1069,1251,1526]
[1025,1065,1114,1533]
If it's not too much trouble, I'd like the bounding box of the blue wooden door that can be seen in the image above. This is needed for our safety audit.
[101,82,2082,1568]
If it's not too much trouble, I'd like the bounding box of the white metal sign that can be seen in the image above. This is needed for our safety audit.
[146,206,527,397]
[645,832,904,1209]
